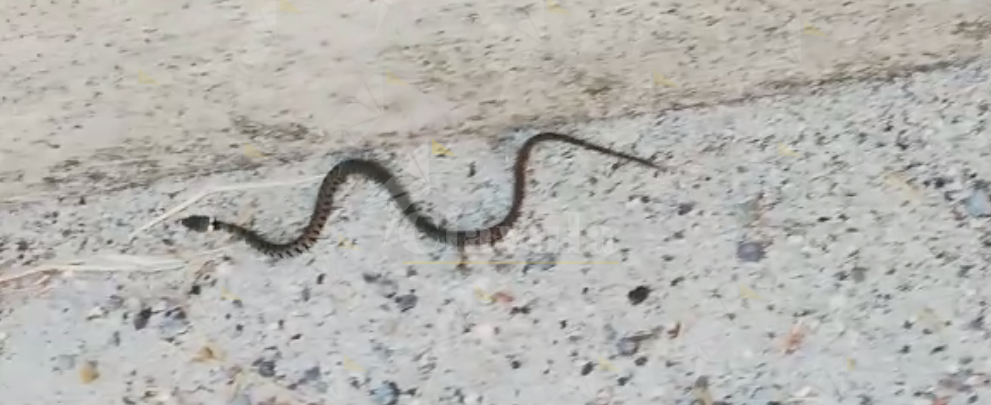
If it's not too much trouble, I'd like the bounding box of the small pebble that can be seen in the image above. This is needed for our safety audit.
[736,241,766,263]
[254,359,277,377]
[79,360,99,384]
[394,294,418,312]
[851,267,867,283]
[523,253,558,273]
[366,275,399,298]
[301,365,322,383]
[54,354,77,371]
[133,306,153,330]
[158,316,190,340]
[627,286,651,305]
[371,381,400,405]
[616,337,640,356]
[963,188,991,217]
[86,306,107,320]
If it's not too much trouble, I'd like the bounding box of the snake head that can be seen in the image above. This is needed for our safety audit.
[179,215,214,232]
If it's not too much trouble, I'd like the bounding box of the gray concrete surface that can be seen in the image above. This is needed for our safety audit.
[4,56,991,405]
[3,0,991,203]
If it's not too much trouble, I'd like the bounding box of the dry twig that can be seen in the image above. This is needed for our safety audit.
[0,250,227,287]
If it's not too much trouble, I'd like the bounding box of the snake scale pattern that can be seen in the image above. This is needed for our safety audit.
[179,132,661,259]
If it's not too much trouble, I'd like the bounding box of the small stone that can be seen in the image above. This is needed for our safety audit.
[851,267,867,283]
[158,309,190,339]
[254,359,277,377]
[133,306,153,330]
[394,294,418,312]
[300,365,321,383]
[192,345,221,362]
[105,295,125,310]
[963,189,991,217]
[523,253,558,273]
[627,286,651,305]
[736,241,766,263]
[86,306,107,320]
[367,276,398,298]
[79,360,99,384]
[616,337,639,356]
[580,362,595,376]
[676,202,695,215]
[370,381,400,405]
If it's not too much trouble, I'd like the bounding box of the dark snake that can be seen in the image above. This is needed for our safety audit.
[179,132,661,259]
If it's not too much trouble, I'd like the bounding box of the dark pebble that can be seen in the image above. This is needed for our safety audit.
[736,241,766,262]
[133,307,153,330]
[851,267,867,283]
[627,286,650,305]
[676,202,695,215]
[510,306,531,315]
[394,294,418,312]
[523,253,558,273]
[580,362,595,376]
[969,315,985,330]
[301,366,321,383]
[616,337,639,356]
[255,359,277,377]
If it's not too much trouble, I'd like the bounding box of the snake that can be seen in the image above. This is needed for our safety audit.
[179,132,661,259]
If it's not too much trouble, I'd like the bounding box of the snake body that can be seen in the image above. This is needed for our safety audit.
[179,132,660,259]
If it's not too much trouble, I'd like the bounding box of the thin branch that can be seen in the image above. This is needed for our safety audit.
[0,250,227,286]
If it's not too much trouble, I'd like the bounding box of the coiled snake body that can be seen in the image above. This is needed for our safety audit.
[179,132,660,259]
